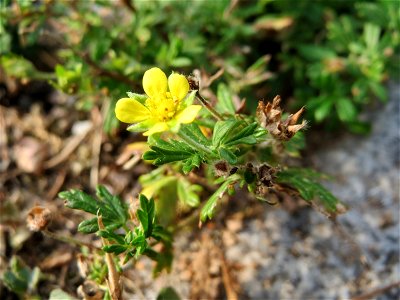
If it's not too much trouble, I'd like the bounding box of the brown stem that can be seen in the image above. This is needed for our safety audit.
[98,215,122,300]
[196,93,224,121]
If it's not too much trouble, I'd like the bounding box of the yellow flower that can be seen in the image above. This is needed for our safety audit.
[115,67,202,136]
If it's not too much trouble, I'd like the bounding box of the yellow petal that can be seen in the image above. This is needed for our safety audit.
[174,105,202,124]
[143,67,168,98]
[143,122,169,136]
[115,98,150,123]
[168,73,189,101]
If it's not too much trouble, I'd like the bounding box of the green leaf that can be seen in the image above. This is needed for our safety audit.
[177,178,202,207]
[157,287,181,300]
[143,135,204,172]
[348,120,372,134]
[60,185,128,233]
[3,256,41,296]
[363,23,381,50]
[77,218,99,233]
[218,148,238,164]
[130,235,148,257]
[137,194,155,237]
[314,98,334,122]
[216,83,236,114]
[298,45,336,61]
[212,120,240,147]
[103,244,127,255]
[182,154,202,174]
[336,98,357,122]
[212,120,259,149]
[171,57,192,67]
[179,123,211,146]
[369,81,387,102]
[200,174,241,221]
[59,190,98,215]
[97,230,125,244]
[224,122,259,146]
[284,131,306,157]
[276,168,342,213]
[96,186,128,225]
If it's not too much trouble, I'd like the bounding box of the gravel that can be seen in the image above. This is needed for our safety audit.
[230,81,400,299]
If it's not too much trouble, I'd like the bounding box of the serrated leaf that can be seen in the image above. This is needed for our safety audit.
[143,135,204,172]
[137,194,155,237]
[200,174,241,221]
[59,190,98,215]
[124,231,135,244]
[216,83,236,114]
[218,148,237,164]
[212,120,259,150]
[97,230,125,244]
[77,218,99,233]
[130,235,147,257]
[182,154,202,174]
[212,120,240,147]
[96,186,128,225]
[179,123,211,146]
[60,185,128,233]
[276,168,342,214]
[103,244,127,255]
[224,122,259,146]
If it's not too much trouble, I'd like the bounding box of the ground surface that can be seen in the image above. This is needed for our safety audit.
[0,81,399,299]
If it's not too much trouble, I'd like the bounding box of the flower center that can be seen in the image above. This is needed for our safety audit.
[146,92,179,122]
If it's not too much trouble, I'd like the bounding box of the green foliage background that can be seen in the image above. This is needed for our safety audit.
[1,0,398,133]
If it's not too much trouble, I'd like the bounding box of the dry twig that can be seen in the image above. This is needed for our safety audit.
[44,126,92,169]
[98,215,122,300]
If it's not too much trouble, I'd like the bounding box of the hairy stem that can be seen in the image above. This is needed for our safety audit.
[196,93,224,121]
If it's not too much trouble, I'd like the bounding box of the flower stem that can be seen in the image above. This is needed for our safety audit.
[196,93,224,121]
